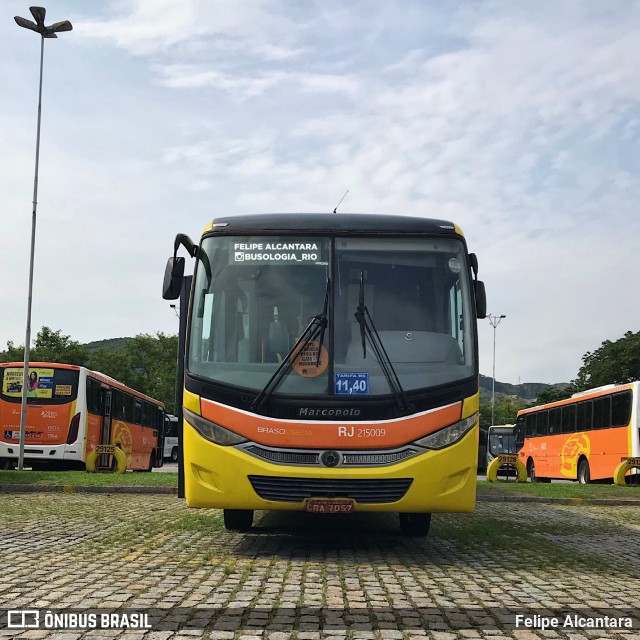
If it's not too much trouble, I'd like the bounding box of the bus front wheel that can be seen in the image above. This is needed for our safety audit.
[399,513,431,537]
[223,509,254,531]
[578,459,591,484]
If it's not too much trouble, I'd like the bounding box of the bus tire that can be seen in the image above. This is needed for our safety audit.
[487,457,527,483]
[577,458,591,484]
[614,459,640,486]
[223,509,253,531]
[171,447,178,463]
[85,446,127,474]
[399,513,431,537]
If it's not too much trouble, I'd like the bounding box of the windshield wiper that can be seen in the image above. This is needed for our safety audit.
[354,270,407,411]
[252,277,330,413]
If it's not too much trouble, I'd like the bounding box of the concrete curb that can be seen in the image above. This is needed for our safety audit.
[477,493,640,506]
[1,484,639,505]
[0,483,177,495]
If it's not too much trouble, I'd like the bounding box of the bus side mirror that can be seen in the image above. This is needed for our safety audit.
[475,280,487,319]
[469,253,479,276]
[162,257,185,300]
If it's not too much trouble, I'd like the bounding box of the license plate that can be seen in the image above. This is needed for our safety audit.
[623,457,640,467]
[497,454,518,464]
[95,445,116,454]
[304,499,355,514]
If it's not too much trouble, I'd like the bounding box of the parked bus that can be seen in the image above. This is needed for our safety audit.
[0,362,164,471]
[515,383,639,483]
[163,413,179,462]
[163,213,487,536]
[486,424,516,468]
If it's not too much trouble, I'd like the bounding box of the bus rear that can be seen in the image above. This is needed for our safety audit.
[0,363,84,469]
[164,213,487,536]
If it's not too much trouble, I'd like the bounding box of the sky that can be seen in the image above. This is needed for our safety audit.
[1,0,639,386]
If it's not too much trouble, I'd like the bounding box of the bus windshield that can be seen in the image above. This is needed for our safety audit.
[0,366,79,404]
[188,234,475,397]
[488,429,517,456]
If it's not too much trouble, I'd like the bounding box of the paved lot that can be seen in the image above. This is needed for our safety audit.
[1,493,639,639]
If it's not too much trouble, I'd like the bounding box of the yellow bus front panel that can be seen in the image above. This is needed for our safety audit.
[183,420,477,513]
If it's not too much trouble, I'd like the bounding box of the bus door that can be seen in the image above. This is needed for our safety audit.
[99,388,112,468]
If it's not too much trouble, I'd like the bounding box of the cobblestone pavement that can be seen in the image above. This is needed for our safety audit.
[1,493,639,639]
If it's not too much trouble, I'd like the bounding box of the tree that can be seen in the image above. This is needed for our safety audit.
[479,395,527,429]
[573,330,640,391]
[0,327,88,365]
[87,332,179,414]
[533,385,575,406]
[124,333,179,414]
[1,327,179,413]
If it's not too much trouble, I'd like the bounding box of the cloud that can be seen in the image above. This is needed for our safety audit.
[2,0,639,385]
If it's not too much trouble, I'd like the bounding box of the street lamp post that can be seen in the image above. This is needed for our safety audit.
[14,7,72,470]
[487,314,506,426]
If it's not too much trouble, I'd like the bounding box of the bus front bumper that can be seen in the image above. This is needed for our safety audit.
[184,422,478,512]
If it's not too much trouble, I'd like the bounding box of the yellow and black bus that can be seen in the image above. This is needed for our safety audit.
[163,213,486,536]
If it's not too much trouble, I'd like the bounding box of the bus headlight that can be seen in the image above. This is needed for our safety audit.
[183,408,248,446]
[414,413,478,450]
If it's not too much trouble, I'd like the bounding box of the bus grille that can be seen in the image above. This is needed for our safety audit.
[241,445,420,467]
[342,449,417,466]
[243,446,320,465]
[248,476,412,503]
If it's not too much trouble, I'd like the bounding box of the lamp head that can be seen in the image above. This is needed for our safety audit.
[15,10,72,37]
[14,15,39,32]
[29,6,46,25]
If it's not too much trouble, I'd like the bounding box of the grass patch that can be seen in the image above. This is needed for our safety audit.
[477,479,640,499]
[0,469,177,487]
[431,514,621,574]
[170,510,225,534]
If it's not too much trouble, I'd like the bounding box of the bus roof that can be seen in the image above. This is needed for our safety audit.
[518,382,637,416]
[1,362,81,371]
[202,213,464,238]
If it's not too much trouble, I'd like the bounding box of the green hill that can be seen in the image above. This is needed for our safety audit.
[479,374,569,403]
[82,337,129,353]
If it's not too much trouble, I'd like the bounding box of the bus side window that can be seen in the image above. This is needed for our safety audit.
[86,378,102,414]
[593,397,611,430]
[561,404,576,433]
[536,411,549,437]
[577,401,593,431]
[515,416,525,448]
[525,414,535,438]
[611,391,632,427]
[549,408,561,435]
[134,400,142,425]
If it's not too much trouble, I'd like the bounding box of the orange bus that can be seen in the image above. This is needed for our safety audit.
[0,362,165,471]
[515,383,639,483]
